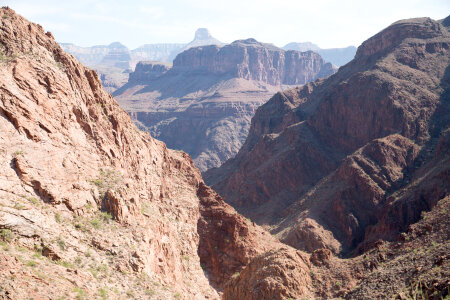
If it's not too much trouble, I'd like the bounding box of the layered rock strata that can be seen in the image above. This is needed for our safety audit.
[115,39,336,171]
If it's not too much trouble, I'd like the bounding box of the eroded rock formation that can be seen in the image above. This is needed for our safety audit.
[115,39,336,171]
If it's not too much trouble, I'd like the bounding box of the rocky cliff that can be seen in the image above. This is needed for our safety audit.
[128,61,171,83]
[173,39,334,86]
[205,16,450,256]
[115,39,336,171]
[0,8,278,299]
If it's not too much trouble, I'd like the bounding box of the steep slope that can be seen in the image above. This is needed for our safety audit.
[0,7,280,299]
[115,39,336,171]
[205,16,450,255]
[283,42,357,66]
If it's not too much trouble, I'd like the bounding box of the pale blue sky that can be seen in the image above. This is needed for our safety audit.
[3,0,449,49]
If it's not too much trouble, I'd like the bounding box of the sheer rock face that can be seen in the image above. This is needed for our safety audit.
[115,40,336,171]
[205,16,450,254]
[0,7,279,299]
[173,39,334,86]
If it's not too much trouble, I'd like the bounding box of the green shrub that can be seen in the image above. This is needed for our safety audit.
[55,213,62,223]
[1,229,13,242]
[100,212,112,222]
[28,197,38,205]
[26,260,37,267]
[91,218,101,229]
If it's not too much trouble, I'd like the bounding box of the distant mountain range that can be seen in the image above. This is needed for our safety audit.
[60,28,223,69]
[61,30,356,95]
[283,42,356,66]
[60,28,224,93]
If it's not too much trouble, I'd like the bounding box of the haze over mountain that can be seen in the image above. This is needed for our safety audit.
[1,6,449,300]
[114,39,336,171]
[60,28,223,93]
[61,28,222,68]
[283,42,357,66]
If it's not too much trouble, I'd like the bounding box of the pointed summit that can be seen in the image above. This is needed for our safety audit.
[184,28,223,50]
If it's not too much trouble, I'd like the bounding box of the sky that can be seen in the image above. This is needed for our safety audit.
[3,0,449,49]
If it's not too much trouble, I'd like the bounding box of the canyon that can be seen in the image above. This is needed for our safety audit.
[114,39,336,171]
[0,6,449,300]
[205,16,450,257]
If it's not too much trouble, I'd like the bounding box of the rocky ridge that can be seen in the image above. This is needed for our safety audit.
[0,8,277,299]
[205,16,450,256]
[115,39,336,171]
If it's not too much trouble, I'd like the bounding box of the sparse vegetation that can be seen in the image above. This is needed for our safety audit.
[89,168,123,196]
[85,249,92,257]
[27,197,38,205]
[26,260,37,267]
[98,287,108,300]
[126,290,135,297]
[0,50,17,64]
[55,213,62,223]
[182,254,190,261]
[100,211,112,222]
[141,202,150,215]
[73,287,86,300]
[91,218,101,229]
[13,202,24,210]
[1,229,13,242]
[75,256,82,265]
[57,237,66,250]
[58,260,75,269]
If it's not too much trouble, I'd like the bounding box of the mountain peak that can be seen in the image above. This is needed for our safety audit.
[194,28,212,40]
[108,41,127,49]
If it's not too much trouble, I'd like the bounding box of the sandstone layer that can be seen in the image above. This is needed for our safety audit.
[205,16,450,256]
[114,39,336,171]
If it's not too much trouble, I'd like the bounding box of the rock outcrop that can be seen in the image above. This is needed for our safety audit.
[205,16,450,255]
[115,39,336,171]
[0,7,278,299]
[128,61,171,83]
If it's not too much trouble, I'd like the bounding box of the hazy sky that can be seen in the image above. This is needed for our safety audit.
[3,0,449,49]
